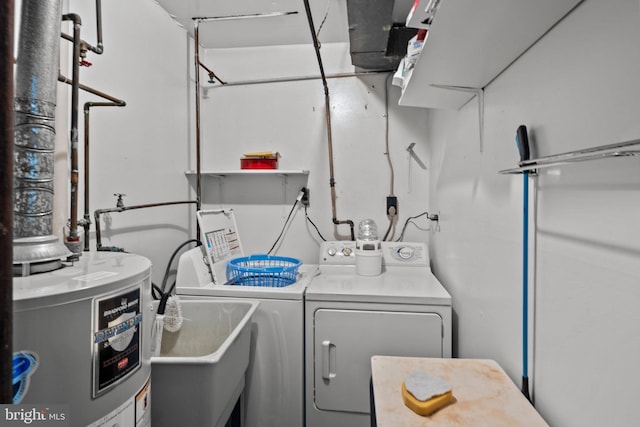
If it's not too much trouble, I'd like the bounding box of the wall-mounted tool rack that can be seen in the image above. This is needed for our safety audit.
[499,138,640,175]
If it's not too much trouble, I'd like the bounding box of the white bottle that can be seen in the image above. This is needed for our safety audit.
[355,219,382,276]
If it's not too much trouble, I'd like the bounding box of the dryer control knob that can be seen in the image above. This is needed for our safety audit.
[397,246,415,260]
[327,247,337,256]
[342,247,352,256]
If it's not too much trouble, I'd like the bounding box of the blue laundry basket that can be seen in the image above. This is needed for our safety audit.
[227,254,301,287]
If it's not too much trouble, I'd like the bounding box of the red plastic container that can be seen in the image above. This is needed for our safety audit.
[240,157,278,170]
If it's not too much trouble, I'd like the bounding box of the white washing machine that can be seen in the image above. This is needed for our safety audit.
[174,209,317,427]
[305,241,452,427]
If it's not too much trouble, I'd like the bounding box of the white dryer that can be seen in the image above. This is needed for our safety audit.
[304,241,452,427]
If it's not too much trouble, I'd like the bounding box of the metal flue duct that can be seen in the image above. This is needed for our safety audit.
[1,0,15,404]
[346,0,416,71]
[13,0,71,275]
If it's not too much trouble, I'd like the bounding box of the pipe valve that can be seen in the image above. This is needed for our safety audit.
[114,193,126,208]
[79,44,87,58]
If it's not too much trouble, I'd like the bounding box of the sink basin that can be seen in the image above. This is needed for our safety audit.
[150,298,259,427]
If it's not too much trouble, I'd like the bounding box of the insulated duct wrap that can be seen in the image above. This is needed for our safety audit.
[14,0,62,238]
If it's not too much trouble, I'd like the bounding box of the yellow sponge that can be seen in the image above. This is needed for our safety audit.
[401,381,454,416]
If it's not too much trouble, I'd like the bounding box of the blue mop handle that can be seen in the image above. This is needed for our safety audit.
[516,125,532,400]
[522,172,529,379]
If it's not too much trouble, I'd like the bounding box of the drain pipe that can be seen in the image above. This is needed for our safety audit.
[61,13,83,259]
[83,101,125,250]
[193,20,203,240]
[302,0,355,240]
[56,74,127,250]
[0,0,14,403]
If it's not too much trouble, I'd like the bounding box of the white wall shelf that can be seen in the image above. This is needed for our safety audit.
[185,170,310,204]
[185,170,310,178]
[399,0,584,109]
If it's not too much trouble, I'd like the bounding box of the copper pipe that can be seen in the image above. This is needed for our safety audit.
[205,71,385,88]
[83,101,125,250]
[60,0,104,54]
[58,73,127,251]
[93,201,198,252]
[60,0,108,255]
[198,61,226,85]
[58,73,124,103]
[194,20,202,240]
[61,14,82,258]
[94,0,104,53]
[193,11,297,22]
[302,0,354,240]
[0,0,14,404]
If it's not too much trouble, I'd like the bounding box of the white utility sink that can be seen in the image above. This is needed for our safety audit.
[150,298,259,427]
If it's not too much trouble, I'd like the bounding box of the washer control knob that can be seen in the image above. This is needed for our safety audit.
[327,246,337,256]
[397,246,414,260]
[342,247,352,256]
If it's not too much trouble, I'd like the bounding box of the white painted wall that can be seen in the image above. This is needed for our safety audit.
[22,1,430,282]
[17,0,640,424]
[197,43,431,263]
[427,1,640,426]
[60,0,193,285]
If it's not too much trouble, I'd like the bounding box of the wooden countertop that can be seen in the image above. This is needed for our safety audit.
[371,356,549,427]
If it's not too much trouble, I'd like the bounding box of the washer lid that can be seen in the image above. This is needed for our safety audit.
[305,269,451,305]
[178,264,318,301]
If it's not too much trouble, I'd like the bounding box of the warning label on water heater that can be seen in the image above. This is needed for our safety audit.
[92,286,142,398]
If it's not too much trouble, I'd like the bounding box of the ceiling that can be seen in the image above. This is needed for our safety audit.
[154,0,415,51]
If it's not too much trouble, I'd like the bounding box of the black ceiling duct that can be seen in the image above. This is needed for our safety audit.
[346,0,417,71]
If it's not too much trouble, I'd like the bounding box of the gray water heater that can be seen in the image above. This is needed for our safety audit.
[13,252,153,427]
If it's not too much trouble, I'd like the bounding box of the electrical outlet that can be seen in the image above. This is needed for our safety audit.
[386,196,397,215]
[301,187,310,207]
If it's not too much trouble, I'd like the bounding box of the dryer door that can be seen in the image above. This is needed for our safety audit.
[313,308,443,414]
